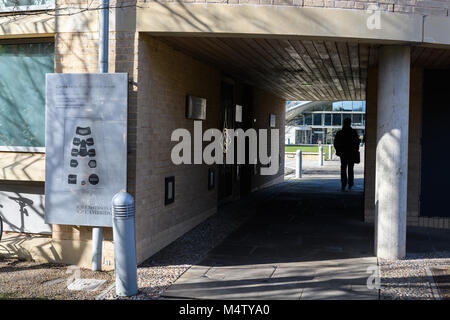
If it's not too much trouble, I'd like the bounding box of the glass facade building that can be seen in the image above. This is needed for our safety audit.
[287,101,366,145]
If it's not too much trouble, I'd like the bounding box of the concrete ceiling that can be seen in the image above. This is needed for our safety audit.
[158,36,450,101]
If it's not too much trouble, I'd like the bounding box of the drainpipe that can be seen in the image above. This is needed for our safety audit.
[92,0,109,272]
[98,0,109,74]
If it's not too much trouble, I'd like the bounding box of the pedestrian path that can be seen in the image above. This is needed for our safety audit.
[162,179,379,300]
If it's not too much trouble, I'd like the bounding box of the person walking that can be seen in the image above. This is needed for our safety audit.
[334,118,360,191]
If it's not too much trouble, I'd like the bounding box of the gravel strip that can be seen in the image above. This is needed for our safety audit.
[380,252,450,300]
[0,259,114,300]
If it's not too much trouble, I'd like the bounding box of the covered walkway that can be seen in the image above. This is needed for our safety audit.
[161,153,450,300]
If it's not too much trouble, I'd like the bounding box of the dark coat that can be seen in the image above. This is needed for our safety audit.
[334,127,360,160]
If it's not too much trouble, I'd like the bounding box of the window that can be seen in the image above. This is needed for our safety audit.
[324,113,332,126]
[332,101,343,111]
[352,101,366,112]
[342,101,353,111]
[353,113,363,126]
[332,113,342,126]
[313,113,322,126]
[304,113,312,125]
[0,0,54,12]
[0,41,54,151]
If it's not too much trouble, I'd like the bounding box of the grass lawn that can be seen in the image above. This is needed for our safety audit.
[285,145,335,159]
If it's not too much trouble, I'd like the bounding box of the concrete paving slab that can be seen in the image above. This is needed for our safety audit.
[204,266,275,281]
[299,279,378,300]
[67,278,106,291]
[300,285,377,300]
[163,274,307,300]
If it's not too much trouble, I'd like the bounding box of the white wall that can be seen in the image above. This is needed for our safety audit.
[285,126,296,145]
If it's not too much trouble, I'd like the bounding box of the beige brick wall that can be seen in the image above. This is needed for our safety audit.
[133,35,286,264]
[251,87,286,190]
[364,67,450,229]
[42,16,287,267]
[134,35,221,264]
[52,0,140,269]
[141,0,450,17]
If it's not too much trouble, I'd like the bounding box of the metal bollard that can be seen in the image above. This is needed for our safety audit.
[112,191,138,297]
[296,149,302,178]
[92,227,103,271]
[328,145,333,160]
[318,145,323,166]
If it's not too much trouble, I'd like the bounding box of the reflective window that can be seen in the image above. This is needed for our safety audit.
[0,42,54,148]
[324,113,332,126]
[342,101,353,111]
[352,101,365,112]
[296,115,304,126]
[332,113,342,126]
[304,113,312,125]
[332,101,343,111]
[313,113,322,126]
[0,0,54,11]
[353,113,363,126]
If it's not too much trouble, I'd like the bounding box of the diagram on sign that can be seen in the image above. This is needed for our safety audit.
[63,118,105,190]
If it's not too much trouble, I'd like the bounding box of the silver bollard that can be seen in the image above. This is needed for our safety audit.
[318,145,323,166]
[112,191,138,297]
[91,227,103,271]
[296,149,302,178]
[328,145,333,160]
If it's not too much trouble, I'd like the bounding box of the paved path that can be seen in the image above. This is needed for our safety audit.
[284,147,365,181]
[162,176,379,300]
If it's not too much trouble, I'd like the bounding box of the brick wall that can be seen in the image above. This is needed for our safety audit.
[134,35,221,264]
[52,0,140,269]
[251,87,286,190]
[141,0,450,17]
[49,0,288,266]
[133,35,287,264]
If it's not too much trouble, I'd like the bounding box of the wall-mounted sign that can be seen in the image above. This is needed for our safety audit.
[45,73,128,227]
[165,176,175,205]
[186,95,207,120]
[235,105,243,123]
[208,168,215,190]
[270,114,276,128]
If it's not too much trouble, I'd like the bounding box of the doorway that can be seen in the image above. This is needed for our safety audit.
[420,70,450,217]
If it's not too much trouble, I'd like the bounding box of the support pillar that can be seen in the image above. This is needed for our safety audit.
[375,46,410,260]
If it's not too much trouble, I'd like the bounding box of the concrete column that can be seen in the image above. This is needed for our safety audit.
[375,46,410,260]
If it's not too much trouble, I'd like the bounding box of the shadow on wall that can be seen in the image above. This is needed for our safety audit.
[0,186,48,234]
